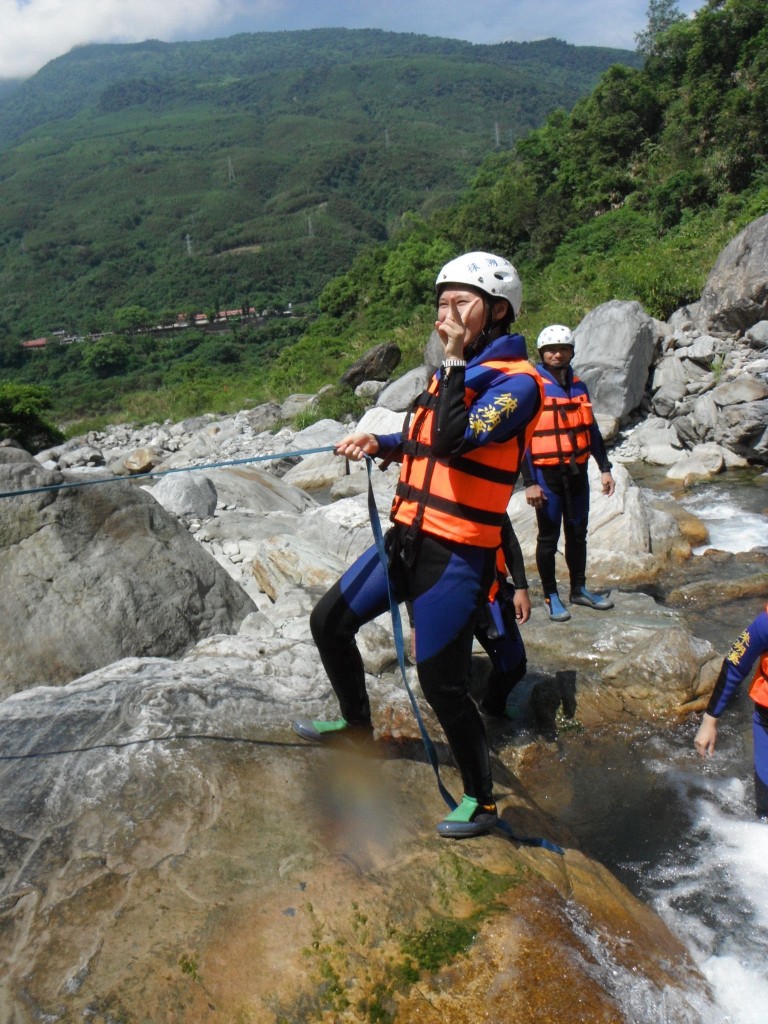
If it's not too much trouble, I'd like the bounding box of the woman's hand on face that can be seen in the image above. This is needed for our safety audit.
[334,432,379,462]
[436,296,475,359]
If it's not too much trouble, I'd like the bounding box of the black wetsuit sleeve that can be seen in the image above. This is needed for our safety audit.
[589,422,613,473]
[431,365,468,457]
[521,449,537,488]
[431,364,542,459]
[501,515,528,590]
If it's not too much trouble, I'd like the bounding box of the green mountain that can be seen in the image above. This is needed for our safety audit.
[4,3,768,444]
[0,30,640,340]
[267,0,768,405]
[0,80,22,102]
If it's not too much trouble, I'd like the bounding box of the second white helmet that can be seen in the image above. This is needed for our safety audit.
[537,324,574,351]
[436,251,522,320]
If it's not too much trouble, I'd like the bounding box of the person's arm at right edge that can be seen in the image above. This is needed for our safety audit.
[694,609,768,756]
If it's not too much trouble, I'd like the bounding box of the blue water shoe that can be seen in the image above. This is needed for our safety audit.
[570,586,614,610]
[545,592,571,622]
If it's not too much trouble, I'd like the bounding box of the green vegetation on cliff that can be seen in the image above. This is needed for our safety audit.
[267,0,768,404]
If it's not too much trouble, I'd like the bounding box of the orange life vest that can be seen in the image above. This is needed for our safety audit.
[390,359,543,548]
[749,608,768,707]
[529,385,594,468]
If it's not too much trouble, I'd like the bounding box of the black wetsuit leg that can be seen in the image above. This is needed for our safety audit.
[534,467,565,595]
[474,600,527,716]
[406,534,496,803]
[309,543,392,727]
[562,464,590,593]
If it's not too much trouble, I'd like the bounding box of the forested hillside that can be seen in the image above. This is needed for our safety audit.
[269,0,768,401]
[0,30,635,341]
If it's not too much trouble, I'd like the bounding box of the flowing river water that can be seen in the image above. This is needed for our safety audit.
[524,466,768,1023]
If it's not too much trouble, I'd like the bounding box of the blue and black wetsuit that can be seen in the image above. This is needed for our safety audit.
[310,333,542,806]
[706,608,768,817]
[522,364,611,596]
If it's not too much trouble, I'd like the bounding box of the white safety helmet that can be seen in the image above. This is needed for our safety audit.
[536,324,574,351]
[436,251,522,320]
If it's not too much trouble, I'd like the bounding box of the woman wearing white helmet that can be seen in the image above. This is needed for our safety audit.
[522,324,615,621]
[293,251,545,839]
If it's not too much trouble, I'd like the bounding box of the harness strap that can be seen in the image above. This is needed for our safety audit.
[399,440,518,485]
[392,482,505,527]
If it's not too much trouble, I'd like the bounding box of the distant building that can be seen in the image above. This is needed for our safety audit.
[21,337,48,349]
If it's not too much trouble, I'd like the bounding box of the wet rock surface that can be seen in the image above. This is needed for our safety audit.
[0,656,714,1024]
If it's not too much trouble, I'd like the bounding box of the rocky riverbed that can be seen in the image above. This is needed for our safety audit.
[2,407,755,1023]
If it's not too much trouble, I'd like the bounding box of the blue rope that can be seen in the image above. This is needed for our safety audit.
[365,458,458,812]
[0,445,337,499]
[365,457,564,855]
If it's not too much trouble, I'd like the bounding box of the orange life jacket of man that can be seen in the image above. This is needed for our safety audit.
[528,377,594,469]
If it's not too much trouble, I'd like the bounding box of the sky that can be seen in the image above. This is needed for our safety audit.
[1,0,704,80]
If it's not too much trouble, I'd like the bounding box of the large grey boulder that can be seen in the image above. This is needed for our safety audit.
[204,465,317,512]
[150,472,218,518]
[424,328,444,371]
[698,213,768,335]
[572,300,657,421]
[280,393,316,419]
[0,448,256,694]
[712,397,768,461]
[340,341,401,388]
[281,449,347,491]
[508,461,695,584]
[614,416,684,465]
[288,417,345,451]
[243,401,283,433]
[377,365,431,412]
[665,442,747,484]
[745,321,768,350]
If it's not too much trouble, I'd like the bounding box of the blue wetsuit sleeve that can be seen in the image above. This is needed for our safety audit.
[431,367,541,458]
[374,432,405,464]
[373,432,403,456]
[707,610,768,716]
